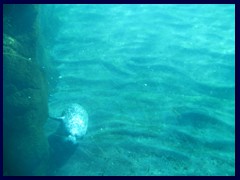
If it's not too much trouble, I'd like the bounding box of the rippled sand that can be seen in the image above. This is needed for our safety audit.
[45,4,235,176]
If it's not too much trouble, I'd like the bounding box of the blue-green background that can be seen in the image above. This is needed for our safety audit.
[42,4,235,175]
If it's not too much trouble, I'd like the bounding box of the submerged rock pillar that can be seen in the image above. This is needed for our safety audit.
[3,4,49,176]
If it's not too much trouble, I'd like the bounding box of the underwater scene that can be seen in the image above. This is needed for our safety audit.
[3,4,235,176]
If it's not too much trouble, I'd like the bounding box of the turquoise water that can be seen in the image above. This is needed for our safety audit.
[42,5,235,175]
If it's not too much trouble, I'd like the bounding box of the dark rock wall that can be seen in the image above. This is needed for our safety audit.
[3,4,49,176]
